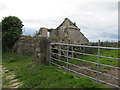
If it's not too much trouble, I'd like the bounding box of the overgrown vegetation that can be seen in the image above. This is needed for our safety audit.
[2,16,24,51]
[2,52,106,88]
[21,35,33,38]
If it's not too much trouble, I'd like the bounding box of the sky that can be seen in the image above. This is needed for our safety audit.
[0,0,119,42]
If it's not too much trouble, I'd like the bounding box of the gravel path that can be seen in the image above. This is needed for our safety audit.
[2,65,23,88]
[0,65,2,89]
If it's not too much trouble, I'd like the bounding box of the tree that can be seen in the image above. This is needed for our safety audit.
[2,16,24,51]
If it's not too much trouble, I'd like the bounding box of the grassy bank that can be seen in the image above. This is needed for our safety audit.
[2,52,106,88]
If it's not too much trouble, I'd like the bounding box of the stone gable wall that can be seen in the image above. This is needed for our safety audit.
[38,18,89,44]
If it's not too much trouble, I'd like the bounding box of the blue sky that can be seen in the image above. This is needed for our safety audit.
[0,0,119,42]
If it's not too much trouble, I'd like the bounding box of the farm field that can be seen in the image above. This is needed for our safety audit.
[53,47,119,70]
[68,49,119,87]
[68,49,119,70]
[2,52,106,88]
[51,47,119,88]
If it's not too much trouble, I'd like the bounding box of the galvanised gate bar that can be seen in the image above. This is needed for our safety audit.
[50,42,120,88]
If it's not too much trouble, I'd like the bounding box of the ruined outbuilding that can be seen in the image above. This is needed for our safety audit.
[37,18,89,44]
[13,18,89,65]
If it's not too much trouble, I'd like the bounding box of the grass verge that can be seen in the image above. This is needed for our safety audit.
[2,52,107,88]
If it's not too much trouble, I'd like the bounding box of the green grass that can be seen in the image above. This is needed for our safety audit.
[68,49,119,73]
[2,52,107,88]
[69,49,119,67]
[82,49,118,66]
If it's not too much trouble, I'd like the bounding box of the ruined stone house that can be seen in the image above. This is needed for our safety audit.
[37,18,89,44]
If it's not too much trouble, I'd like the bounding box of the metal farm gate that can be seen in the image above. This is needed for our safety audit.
[50,42,120,88]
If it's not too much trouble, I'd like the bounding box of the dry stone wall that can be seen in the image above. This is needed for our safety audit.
[13,36,50,65]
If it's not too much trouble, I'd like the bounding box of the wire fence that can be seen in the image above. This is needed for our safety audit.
[50,41,120,88]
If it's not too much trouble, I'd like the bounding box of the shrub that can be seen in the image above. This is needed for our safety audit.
[2,16,24,51]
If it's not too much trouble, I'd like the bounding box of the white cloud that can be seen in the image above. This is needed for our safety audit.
[0,0,118,42]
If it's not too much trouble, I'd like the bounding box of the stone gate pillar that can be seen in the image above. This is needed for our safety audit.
[34,36,50,65]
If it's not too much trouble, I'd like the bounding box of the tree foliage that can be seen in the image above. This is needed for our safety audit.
[2,16,24,51]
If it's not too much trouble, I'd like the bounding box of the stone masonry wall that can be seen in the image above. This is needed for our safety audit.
[12,36,50,65]
[38,18,89,44]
